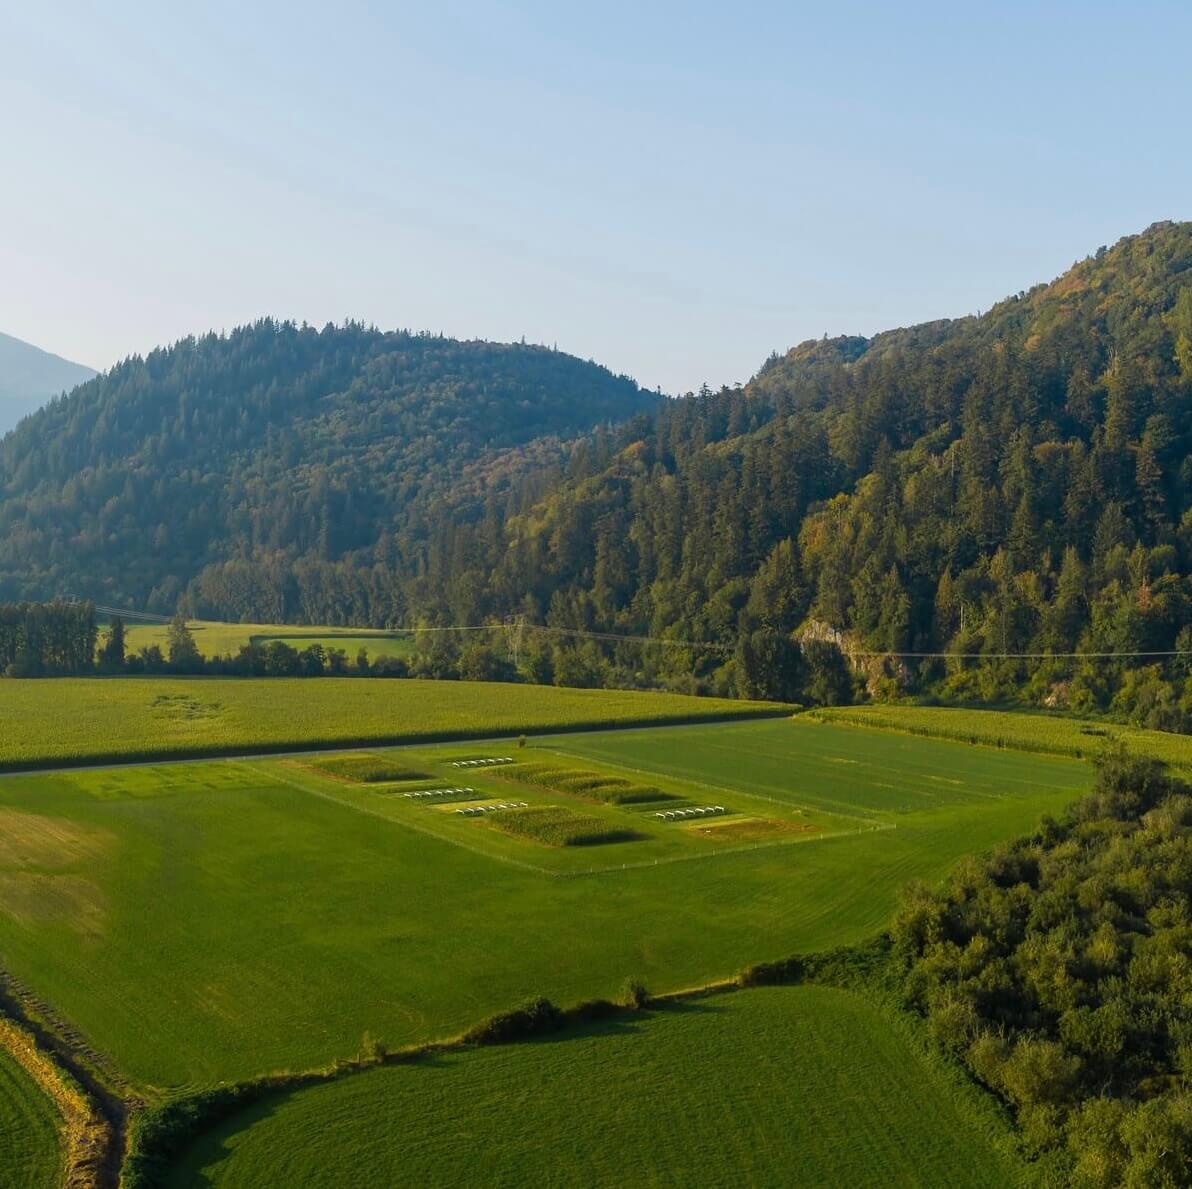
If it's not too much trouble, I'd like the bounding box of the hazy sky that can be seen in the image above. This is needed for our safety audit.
[4,1,1190,394]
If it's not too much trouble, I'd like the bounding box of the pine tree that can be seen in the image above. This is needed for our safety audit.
[166,613,202,673]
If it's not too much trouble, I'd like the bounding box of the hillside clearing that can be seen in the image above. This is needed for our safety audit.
[123,621,416,662]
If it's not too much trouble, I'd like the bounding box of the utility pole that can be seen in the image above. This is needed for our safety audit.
[503,614,526,670]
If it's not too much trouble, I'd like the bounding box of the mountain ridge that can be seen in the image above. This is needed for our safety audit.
[2,222,1191,724]
[0,330,96,434]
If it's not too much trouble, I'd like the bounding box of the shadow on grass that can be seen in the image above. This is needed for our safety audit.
[164,998,733,1184]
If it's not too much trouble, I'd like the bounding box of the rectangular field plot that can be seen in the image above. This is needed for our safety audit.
[300,754,431,783]
[546,716,1089,818]
[283,743,856,872]
[0,678,784,770]
[0,719,1088,1093]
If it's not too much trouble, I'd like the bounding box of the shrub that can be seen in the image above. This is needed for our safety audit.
[463,998,564,1045]
[561,998,620,1026]
[737,956,804,987]
[621,978,651,1010]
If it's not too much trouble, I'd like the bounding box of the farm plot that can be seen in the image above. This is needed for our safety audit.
[0,1048,62,1189]
[165,986,1028,1189]
[288,743,855,871]
[548,715,1089,818]
[483,805,644,847]
[0,678,782,770]
[812,704,1192,771]
[0,718,1087,1093]
[122,621,416,662]
[301,754,431,783]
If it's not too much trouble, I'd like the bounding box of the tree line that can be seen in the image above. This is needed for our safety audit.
[0,601,97,675]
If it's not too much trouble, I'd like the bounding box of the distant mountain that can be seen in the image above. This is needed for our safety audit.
[0,331,96,434]
[0,321,657,613]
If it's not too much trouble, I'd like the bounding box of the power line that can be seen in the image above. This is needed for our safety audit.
[848,649,1192,660]
[71,599,1192,661]
[403,625,1192,661]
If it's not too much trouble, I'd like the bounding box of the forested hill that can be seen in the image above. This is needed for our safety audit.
[0,322,655,612]
[4,223,1192,724]
[418,221,1192,723]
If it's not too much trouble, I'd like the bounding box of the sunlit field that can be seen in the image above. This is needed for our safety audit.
[0,717,1085,1092]
[0,678,782,770]
[166,987,1029,1188]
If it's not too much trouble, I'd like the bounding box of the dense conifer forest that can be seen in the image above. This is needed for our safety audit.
[0,324,653,615]
[2,223,1192,721]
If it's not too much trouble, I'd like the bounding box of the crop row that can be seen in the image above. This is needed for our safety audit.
[484,806,643,847]
[0,678,789,770]
[500,761,672,805]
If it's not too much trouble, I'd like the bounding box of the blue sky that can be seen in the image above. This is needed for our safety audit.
[3,1,1189,393]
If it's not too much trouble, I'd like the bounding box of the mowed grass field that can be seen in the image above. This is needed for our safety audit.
[0,1048,61,1189]
[167,987,1028,1189]
[815,704,1192,770]
[0,678,781,770]
[0,718,1087,1092]
[123,621,416,661]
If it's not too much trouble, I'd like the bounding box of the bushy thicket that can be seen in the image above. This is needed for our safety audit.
[893,747,1192,1185]
[462,997,565,1045]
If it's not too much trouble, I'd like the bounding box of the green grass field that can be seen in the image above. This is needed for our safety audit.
[0,678,781,770]
[165,986,1028,1188]
[0,1049,62,1189]
[122,621,416,661]
[0,717,1086,1094]
[813,704,1192,770]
